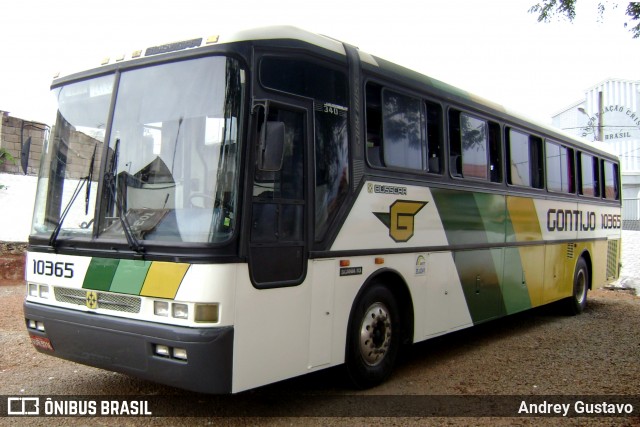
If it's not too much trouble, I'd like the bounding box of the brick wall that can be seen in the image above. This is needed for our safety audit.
[0,111,101,180]
[0,111,48,176]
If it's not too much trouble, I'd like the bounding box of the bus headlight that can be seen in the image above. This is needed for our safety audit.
[172,303,189,319]
[39,285,50,299]
[154,301,169,317]
[195,303,219,323]
[28,283,50,299]
[152,300,219,323]
[28,283,38,297]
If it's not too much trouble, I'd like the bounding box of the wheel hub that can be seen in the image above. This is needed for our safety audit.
[575,269,587,303]
[359,302,392,366]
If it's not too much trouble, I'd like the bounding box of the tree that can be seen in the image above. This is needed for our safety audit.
[0,147,17,190]
[529,1,640,38]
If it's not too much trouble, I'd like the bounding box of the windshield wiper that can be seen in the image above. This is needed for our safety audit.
[48,174,87,247]
[104,138,144,254]
[85,144,97,215]
[49,141,94,247]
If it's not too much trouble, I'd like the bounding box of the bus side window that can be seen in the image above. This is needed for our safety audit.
[530,136,544,189]
[449,110,497,181]
[506,128,543,189]
[365,83,384,167]
[602,159,620,200]
[448,110,462,177]
[460,113,488,180]
[546,140,575,194]
[578,152,600,197]
[489,122,501,183]
[425,100,443,174]
[593,156,601,198]
[381,89,424,170]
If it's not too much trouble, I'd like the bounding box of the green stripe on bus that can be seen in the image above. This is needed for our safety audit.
[109,260,152,295]
[473,192,506,245]
[431,189,543,321]
[82,258,120,291]
[432,189,489,246]
[454,249,506,324]
[432,190,506,323]
[502,248,532,314]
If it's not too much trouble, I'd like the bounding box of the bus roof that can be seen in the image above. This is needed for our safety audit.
[52,25,617,160]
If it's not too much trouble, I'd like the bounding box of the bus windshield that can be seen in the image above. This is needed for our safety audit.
[31,56,244,246]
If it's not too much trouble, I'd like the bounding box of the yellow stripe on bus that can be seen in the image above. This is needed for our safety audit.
[506,196,542,242]
[140,262,190,299]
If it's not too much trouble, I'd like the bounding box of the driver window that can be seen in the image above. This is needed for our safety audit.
[252,106,305,243]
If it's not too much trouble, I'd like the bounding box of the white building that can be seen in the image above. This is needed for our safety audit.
[552,78,640,225]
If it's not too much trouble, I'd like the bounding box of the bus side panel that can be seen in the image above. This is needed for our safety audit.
[234,264,347,393]
[308,259,336,369]
[174,264,238,327]
[419,252,474,340]
[232,265,310,393]
[543,243,575,304]
[575,239,609,290]
[453,248,506,323]
[505,246,542,310]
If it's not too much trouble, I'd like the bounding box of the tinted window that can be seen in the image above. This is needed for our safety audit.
[488,123,502,183]
[425,100,443,174]
[460,113,488,180]
[260,57,347,106]
[579,153,599,197]
[507,129,543,189]
[315,102,349,240]
[508,130,530,186]
[546,141,574,193]
[382,89,423,170]
[252,107,305,242]
[602,160,619,200]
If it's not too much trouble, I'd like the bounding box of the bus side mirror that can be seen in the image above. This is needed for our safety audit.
[258,121,285,172]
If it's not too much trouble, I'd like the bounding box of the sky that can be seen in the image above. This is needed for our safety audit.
[1,0,638,125]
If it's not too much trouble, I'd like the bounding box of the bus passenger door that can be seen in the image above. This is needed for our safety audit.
[249,101,309,288]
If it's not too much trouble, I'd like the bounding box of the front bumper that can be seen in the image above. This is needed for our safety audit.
[24,301,233,394]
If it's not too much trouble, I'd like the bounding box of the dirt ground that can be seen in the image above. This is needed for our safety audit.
[1,281,639,426]
[0,242,26,286]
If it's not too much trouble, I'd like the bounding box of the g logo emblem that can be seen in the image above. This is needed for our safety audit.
[86,291,98,309]
[374,200,427,242]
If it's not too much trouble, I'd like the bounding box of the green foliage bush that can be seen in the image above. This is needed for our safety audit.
[0,148,18,190]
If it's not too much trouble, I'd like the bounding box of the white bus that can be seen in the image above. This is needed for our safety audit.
[24,26,621,393]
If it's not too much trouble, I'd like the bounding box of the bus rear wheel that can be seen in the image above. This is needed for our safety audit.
[566,257,589,315]
[345,282,401,389]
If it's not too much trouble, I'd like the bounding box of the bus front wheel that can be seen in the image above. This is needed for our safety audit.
[566,257,589,315]
[345,282,401,389]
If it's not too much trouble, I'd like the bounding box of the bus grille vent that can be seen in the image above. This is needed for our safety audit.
[606,240,620,280]
[54,287,141,313]
[566,243,575,259]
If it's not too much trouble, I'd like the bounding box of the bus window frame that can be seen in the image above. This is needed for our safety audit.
[505,126,545,191]
[363,78,445,177]
[600,158,620,201]
[577,151,601,199]
[447,107,503,186]
[544,139,576,195]
[380,87,426,171]
[450,110,488,182]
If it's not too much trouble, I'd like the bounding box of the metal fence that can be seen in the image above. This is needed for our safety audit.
[623,197,639,221]
[623,197,640,231]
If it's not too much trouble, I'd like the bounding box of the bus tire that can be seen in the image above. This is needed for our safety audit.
[345,282,400,389]
[566,257,589,315]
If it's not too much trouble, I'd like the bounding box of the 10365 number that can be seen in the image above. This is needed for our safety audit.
[32,260,74,278]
